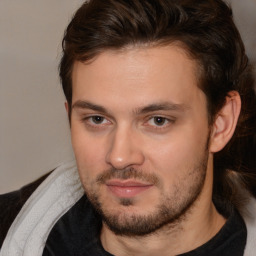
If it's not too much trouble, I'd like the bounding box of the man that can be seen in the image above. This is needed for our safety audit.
[1,0,256,255]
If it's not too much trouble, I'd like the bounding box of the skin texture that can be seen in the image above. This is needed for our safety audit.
[69,45,241,255]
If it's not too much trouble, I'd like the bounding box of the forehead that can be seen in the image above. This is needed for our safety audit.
[71,45,206,111]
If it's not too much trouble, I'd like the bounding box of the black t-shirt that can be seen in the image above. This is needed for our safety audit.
[43,195,247,256]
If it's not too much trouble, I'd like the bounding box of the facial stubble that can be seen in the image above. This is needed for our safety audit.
[82,148,209,237]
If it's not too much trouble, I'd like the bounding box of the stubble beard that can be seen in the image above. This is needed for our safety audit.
[82,149,209,237]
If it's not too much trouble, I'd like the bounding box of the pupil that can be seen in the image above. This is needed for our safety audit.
[154,117,165,125]
[93,116,103,123]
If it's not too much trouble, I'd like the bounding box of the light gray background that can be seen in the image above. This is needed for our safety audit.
[0,0,255,193]
[0,1,83,193]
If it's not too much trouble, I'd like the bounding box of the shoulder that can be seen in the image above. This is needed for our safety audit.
[238,194,256,254]
[0,171,52,249]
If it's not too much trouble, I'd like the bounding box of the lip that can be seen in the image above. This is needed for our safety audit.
[106,179,153,198]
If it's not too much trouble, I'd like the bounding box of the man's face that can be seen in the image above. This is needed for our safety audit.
[70,45,213,236]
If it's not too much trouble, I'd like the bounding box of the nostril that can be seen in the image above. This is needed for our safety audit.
[106,149,145,170]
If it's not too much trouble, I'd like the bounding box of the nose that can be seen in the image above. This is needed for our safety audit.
[105,126,145,170]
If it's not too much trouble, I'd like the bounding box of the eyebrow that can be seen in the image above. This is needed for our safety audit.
[72,100,107,113]
[72,100,189,115]
[136,102,189,114]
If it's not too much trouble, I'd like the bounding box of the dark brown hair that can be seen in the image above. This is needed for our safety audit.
[60,0,256,202]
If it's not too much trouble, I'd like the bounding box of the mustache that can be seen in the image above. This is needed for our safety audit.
[96,167,160,186]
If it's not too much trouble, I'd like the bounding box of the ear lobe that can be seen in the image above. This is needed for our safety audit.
[209,91,241,153]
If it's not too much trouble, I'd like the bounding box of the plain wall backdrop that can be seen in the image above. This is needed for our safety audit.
[0,1,83,193]
[0,0,256,193]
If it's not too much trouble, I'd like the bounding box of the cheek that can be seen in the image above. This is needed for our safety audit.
[71,124,107,174]
[145,126,209,178]
[145,140,190,179]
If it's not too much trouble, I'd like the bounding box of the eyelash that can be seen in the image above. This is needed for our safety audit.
[81,115,175,130]
[82,115,111,128]
[145,116,175,129]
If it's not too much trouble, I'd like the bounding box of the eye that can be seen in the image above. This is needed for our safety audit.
[84,115,111,126]
[148,116,170,127]
[90,116,107,124]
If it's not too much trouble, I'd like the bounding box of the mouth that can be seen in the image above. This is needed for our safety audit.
[106,179,153,198]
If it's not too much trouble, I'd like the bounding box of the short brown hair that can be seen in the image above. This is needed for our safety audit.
[60,0,256,202]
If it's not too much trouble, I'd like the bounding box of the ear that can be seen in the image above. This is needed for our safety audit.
[209,91,241,153]
[65,102,72,126]
[65,101,69,113]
